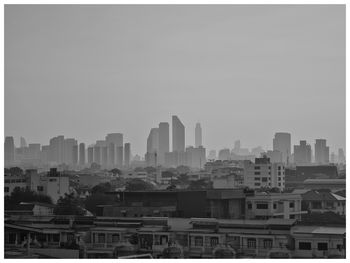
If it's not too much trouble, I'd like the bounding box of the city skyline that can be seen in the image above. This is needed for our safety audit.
[5,5,345,155]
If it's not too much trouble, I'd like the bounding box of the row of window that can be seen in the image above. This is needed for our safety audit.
[298,242,339,251]
[5,179,27,183]
[247,202,295,210]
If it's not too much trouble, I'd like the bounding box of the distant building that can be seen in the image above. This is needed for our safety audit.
[243,156,285,190]
[5,136,15,167]
[158,122,169,165]
[314,139,329,164]
[124,143,131,167]
[294,140,312,165]
[338,148,345,164]
[207,150,216,160]
[265,150,283,163]
[116,146,123,167]
[195,123,202,147]
[218,148,230,161]
[87,146,94,165]
[79,143,85,165]
[186,146,206,169]
[93,145,101,164]
[273,132,291,164]
[172,115,185,152]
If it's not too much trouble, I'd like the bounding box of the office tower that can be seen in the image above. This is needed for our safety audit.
[93,145,101,164]
[158,122,169,165]
[233,140,241,154]
[49,135,64,164]
[195,122,202,147]
[172,115,185,152]
[294,140,312,165]
[116,146,123,167]
[79,143,85,165]
[218,148,230,160]
[5,136,15,166]
[72,145,78,165]
[28,143,41,160]
[147,128,159,154]
[20,137,27,148]
[186,146,206,169]
[338,148,345,164]
[330,152,336,163]
[273,132,291,164]
[124,143,130,167]
[243,156,285,190]
[63,138,77,165]
[105,133,123,166]
[208,150,217,160]
[315,139,329,164]
[87,146,94,164]
[40,145,50,164]
[251,146,264,157]
[101,146,108,167]
[265,150,283,163]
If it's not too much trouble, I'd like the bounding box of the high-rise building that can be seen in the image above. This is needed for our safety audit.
[147,128,159,154]
[5,136,15,166]
[218,148,230,160]
[186,146,206,169]
[158,122,169,165]
[172,115,185,152]
[87,146,94,164]
[93,145,101,164]
[338,148,345,164]
[233,140,241,154]
[72,145,78,165]
[63,138,77,165]
[116,146,123,167]
[265,150,283,163]
[105,133,123,166]
[294,140,312,165]
[315,139,329,164]
[79,143,85,165]
[207,150,217,160]
[124,143,130,167]
[101,146,108,167]
[49,136,64,164]
[273,132,291,164]
[195,123,202,147]
[20,137,27,148]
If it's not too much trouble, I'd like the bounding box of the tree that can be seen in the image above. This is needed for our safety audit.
[91,182,113,194]
[125,179,155,191]
[90,162,101,170]
[5,187,53,206]
[54,193,85,216]
[144,166,156,174]
[110,168,122,176]
[187,179,212,190]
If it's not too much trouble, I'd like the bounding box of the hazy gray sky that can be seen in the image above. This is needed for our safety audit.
[5,5,345,155]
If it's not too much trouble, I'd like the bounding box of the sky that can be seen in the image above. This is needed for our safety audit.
[5,5,345,156]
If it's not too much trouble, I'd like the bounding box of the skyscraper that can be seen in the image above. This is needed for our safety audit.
[49,135,64,164]
[172,115,185,152]
[105,133,123,166]
[294,140,312,165]
[5,136,15,166]
[315,139,329,164]
[116,146,123,167]
[87,146,94,165]
[338,148,345,164]
[93,145,101,164]
[195,122,202,147]
[72,145,78,165]
[20,136,27,148]
[63,138,77,165]
[79,143,85,165]
[101,146,108,167]
[124,143,130,167]
[158,122,169,165]
[273,132,291,164]
[147,128,159,154]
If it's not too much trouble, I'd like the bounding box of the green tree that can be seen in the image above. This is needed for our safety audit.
[5,187,53,206]
[125,179,155,191]
[54,193,85,216]
[187,179,212,190]
[110,168,122,176]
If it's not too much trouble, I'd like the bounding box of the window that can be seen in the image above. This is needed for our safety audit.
[4,187,9,193]
[49,178,57,182]
[254,177,260,180]
[254,166,260,170]
[247,238,256,249]
[299,242,311,250]
[194,236,203,247]
[318,243,328,251]
[247,203,252,209]
[289,215,295,219]
[312,201,322,209]
[37,186,44,191]
[278,166,281,170]
[262,177,267,182]
[289,202,294,208]
[256,203,268,209]
[98,233,105,243]
[112,234,120,243]
[254,172,260,175]
[273,203,277,209]
[210,237,219,247]
[337,244,343,251]
[263,239,272,249]
[254,183,260,186]
[278,183,281,186]
[278,177,281,181]
[278,172,281,176]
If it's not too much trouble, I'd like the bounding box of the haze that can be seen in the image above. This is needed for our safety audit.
[5,5,345,155]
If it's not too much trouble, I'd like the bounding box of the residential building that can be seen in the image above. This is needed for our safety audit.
[294,140,312,165]
[273,132,291,164]
[314,139,329,164]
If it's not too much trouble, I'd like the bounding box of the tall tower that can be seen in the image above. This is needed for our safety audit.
[195,123,202,147]
[158,122,169,165]
[124,143,131,167]
[172,115,185,152]
[5,136,15,166]
[79,143,85,165]
[315,139,329,164]
[273,132,291,164]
